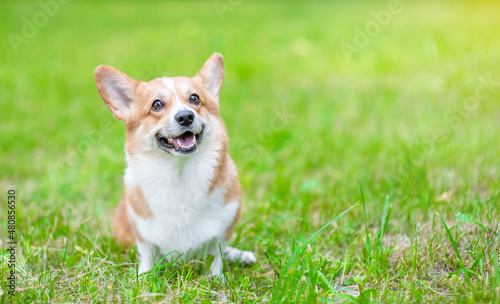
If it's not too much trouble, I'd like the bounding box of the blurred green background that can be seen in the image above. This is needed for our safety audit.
[0,0,499,302]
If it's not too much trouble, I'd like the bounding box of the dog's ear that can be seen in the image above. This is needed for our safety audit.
[196,53,224,102]
[94,65,138,121]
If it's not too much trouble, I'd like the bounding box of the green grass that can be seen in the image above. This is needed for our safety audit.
[1,0,500,302]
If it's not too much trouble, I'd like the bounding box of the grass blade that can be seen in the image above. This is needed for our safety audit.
[375,196,391,250]
[300,203,358,256]
[437,213,464,266]
[455,212,486,230]
[359,178,372,253]
[317,270,359,304]
[494,250,500,289]
[271,204,357,303]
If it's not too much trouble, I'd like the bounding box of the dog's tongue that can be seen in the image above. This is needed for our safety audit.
[174,132,195,148]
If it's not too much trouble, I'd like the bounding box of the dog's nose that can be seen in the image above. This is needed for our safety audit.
[175,110,195,126]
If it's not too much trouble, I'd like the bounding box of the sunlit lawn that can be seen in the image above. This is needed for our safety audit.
[1,0,499,302]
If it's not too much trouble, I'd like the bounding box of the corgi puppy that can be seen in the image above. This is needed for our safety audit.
[94,53,256,277]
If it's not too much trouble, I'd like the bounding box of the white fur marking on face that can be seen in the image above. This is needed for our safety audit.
[161,77,180,103]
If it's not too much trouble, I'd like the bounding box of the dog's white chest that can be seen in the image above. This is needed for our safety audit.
[125,152,238,257]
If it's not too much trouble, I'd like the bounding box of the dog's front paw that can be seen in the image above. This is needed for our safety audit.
[137,259,154,275]
[209,256,228,283]
[211,272,228,284]
[138,264,152,275]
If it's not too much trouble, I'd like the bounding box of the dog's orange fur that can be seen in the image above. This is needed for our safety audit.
[112,197,138,247]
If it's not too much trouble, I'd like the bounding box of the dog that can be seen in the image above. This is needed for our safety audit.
[94,53,256,278]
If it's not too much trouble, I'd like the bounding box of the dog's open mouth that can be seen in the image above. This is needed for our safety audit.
[157,129,203,154]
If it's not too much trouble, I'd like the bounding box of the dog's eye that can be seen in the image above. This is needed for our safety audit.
[189,94,200,105]
[151,99,165,111]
